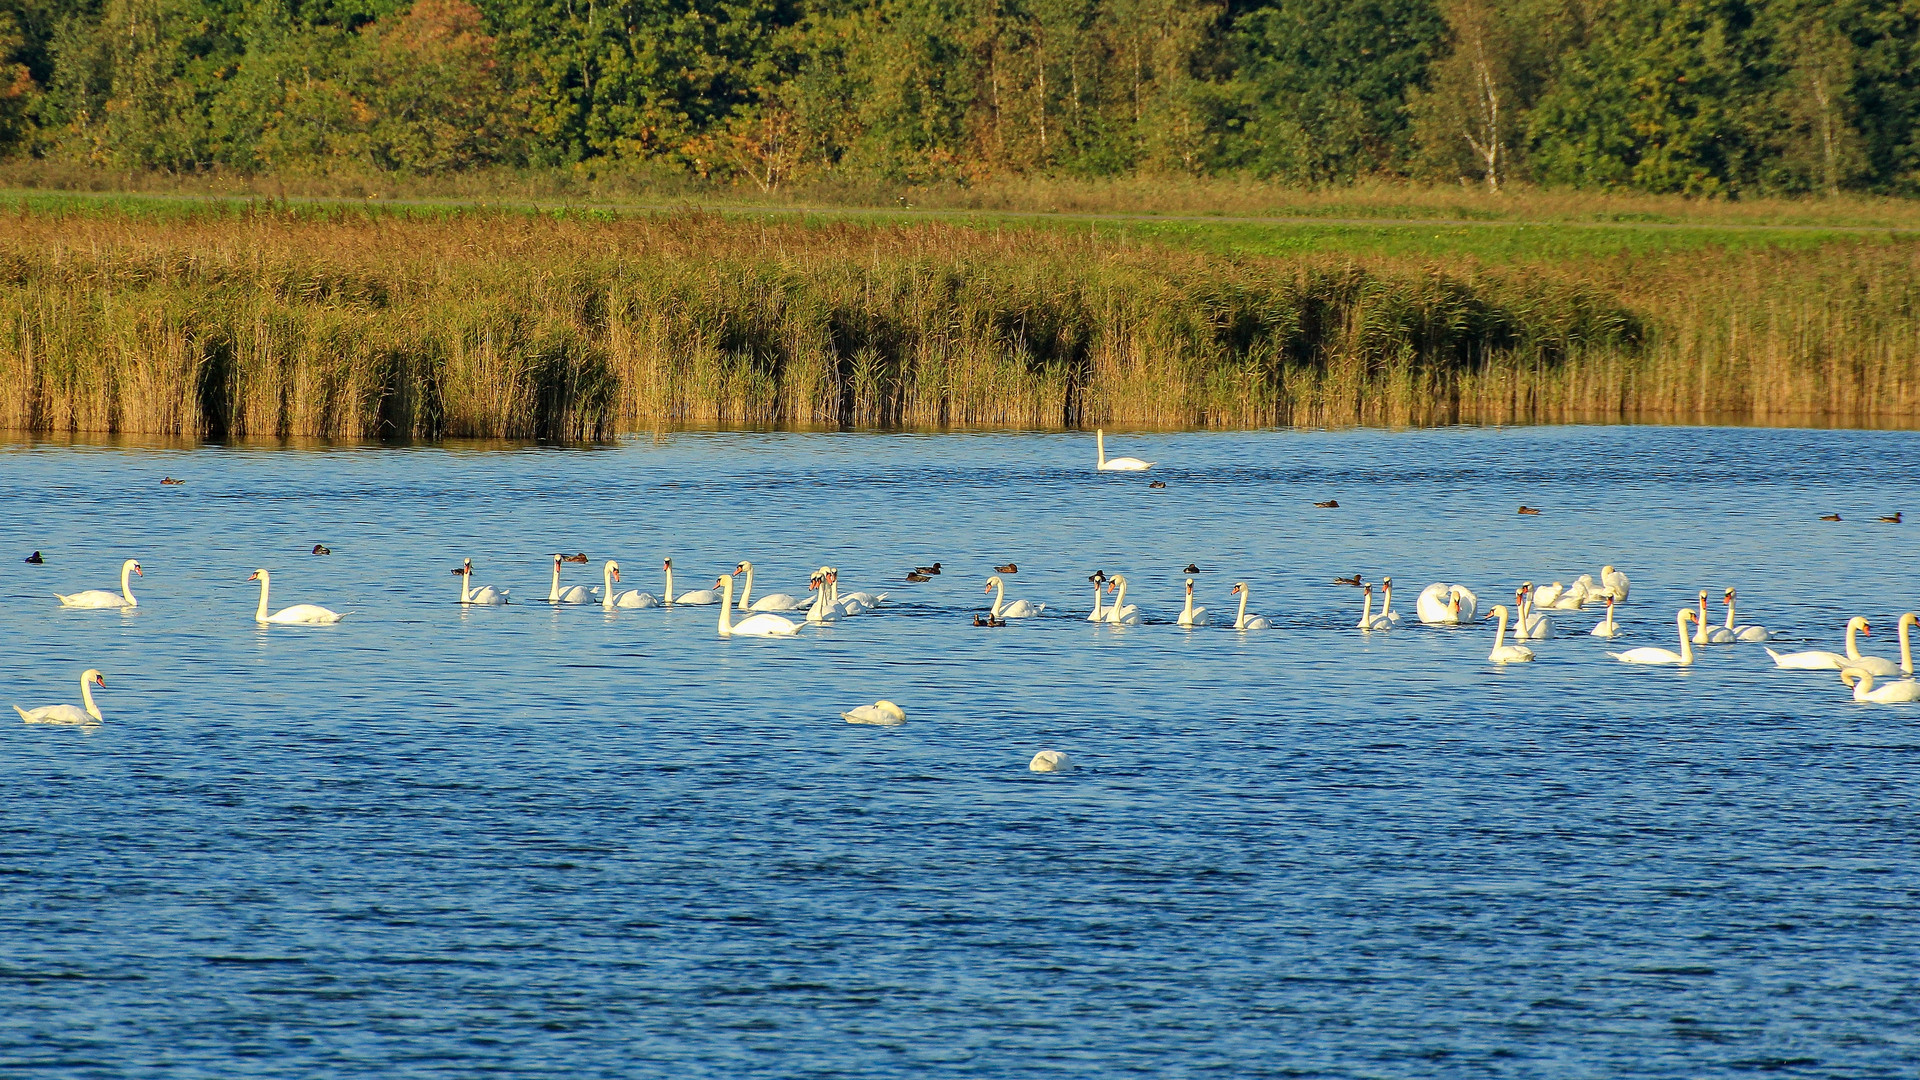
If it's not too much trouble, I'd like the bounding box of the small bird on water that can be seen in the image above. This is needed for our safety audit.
[1088,570,1107,583]
[1820,513,1842,521]
[995,563,1017,574]
[1314,499,1338,508]
[1881,512,1903,523]
[159,477,184,485]
[973,613,1006,627]
[906,571,932,583]
[1333,574,1363,587]
[1148,480,1167,489]
[562,552,589,563]
[1518,505,1542,515]
[1184,564,1200,574]
[24,551,43,564]
[312,544,331,556]
[913,562,942,575]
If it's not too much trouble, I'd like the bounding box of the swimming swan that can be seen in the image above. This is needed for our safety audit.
[457,559,509,605]
[1378,577,1402,625]
[1591,596,1621,638]
[842,700,907,725]
[1417,583,1478,624]
[805,571,839,624]
[547,555,591,603]
[985,575,1044,619]
[1086,577,1107,622]
[601,561,658,609]
[15,669,106,725]
[1610,609,1697,665]
[1514,584,1553,639]
[1694,590,1736,643]
[714,574,800,637]
[57,559,142,609]
[1095,429,1153,471]
[663,559,720,606]
[1721,588,1770,641]
[1178,578,1210,627]
[1100,575,1140,625]
[250,569,346,624]
[1600,565,1630,601]
[1357,582,1391,631]
[1841,667,1920,703]
[1230,582,1272,630]
[1484,605,1535,663]
[736,561,806,612]
[1768,617,1890,673]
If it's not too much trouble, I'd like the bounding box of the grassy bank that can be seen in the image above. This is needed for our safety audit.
[0,201,1914,438]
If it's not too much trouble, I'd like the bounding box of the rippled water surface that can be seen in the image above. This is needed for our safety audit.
[4,426,1919,1078]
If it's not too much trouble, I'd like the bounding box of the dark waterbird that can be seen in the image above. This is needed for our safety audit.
[160,477,185,485]
[1333,574,1363,587]
[1881,512,1902,523]
[1820,513,1842,521]
[1518,505,1543,515]
[973,613,1007,627]
[906,571,932,583]
[1314,499,1338,508]
[562,552,589,563]
[24,551,43,564]
[312,544,331,556]
[995,563,1017,574]
[1148,480,1167,489]
[912,562,942,575]
[1184,564,1200,574]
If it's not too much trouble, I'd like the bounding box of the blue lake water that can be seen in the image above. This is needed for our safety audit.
[3,425,1918,1078]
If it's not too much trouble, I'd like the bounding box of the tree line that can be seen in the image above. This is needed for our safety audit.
[0,0,1914,196]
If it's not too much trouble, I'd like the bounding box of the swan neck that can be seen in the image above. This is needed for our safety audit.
[1724,597,1737,630]
[1236,586,1249,628]
[460,568,472,604]
[80,674,100,720]
[1847,619,1862,658]
[991,577,1005,618]
[1091,583,1104,617]
[1097,429,1105,466]
[604,563,616,609]
[1902,618,1914,675]
[256,573,270,621]
[664,564,673,605]
[738,564,754,610]
[122,562,137,606]
[1358,589,1372,626]
[1494,608,1509,649]
[1679,610,1693,663]
[549,558,561,602]
[717,578,733,634]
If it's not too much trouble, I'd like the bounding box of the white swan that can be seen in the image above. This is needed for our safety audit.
[1179,578,1210,627]
[830,573,888,615]
[1484,605,1535,663]
[1841,667,1920,703]
[1901,612,1918,676]
[15,669,106,725]
[1611,609,1697,665]
[1721,588,1770,641]
[56,559,142,608]
[736,561,805,612]
[1531,581,1565,609]
[1378,577,1402,625]
[1417,583,1478,624]
[251,569,346,624]
[842,700,907,725]
[1769,617,1892,673]
[805,570,838,624]
[547,555,591,603]
[714,574,800,637]
[1694,590,1736,643]
[1095,429,1153,471]
[1514,584,1553,639]
[1600,565,1630,601]
[1030,750,1073,773]
[1101,575,1140,625]
[663,559,720,605]
[1591,596,1621,638]
[985,575,1044,619]
[601,561,658,609]
[457,559,509,605]
[1356,583,1391,631]
[1086,576,1107,622]
[1230,582,1271,630]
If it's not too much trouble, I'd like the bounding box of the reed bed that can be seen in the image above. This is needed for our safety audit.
[0,207,1913,437]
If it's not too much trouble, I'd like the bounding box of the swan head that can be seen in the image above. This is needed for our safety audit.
[608,562,620,582]
[247,569,267,582]
[1841,667,1868,688]
[1382,576,1391,590]
[1724,587,1736,603]
[735,561,752,574]
[83,669,105,688]
[125,560,142,576]
[1231,582,1246,596]
[1850,616,1871,635]
[983,576,1003,593]
[1485,605,1509,622]
[663,558,673,570]
[1680,608,1699,625]
[1903,613,1919,630]
[1186,578,1195,594]
[715,574,734,590]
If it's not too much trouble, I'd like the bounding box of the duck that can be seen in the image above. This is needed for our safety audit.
[1881,512,1903,523]
[1333,574,1363,587]
[994,563,1017,574]
[906,571,932,583]
[1517,505,1542,515]
[1484,605,1535,664]
[973,613,1007,628]
[562,552,590,563]
[1184,563,1200,574]
[15,669,107,725]
[914,563,943,575]
[1314,499,1339,508]
[1148,480,1167,489]
[1088,570,1107,583]
[842,700,907,725]
[1820,513,1842,521]
[159,477,184,485]
[24,550,43,564]
[311,544,331,556]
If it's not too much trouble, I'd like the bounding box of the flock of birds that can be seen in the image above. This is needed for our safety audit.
[14,430,1919,752]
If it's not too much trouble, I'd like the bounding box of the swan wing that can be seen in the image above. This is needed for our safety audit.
[1489,645,1534,663]
[675,590,721,605]
[614,591,659,608]
[1243,615,1272,629]
[1098,457,1154,471]
[1416,583,1454,623]
[1850,655,1902,676]
[56,590,129,608]
[556,586,592,603]
[1611,647,1682,665]
[267,604,345,624]
[1867,679,1920,703]
[749,593,805,611]
[1002,599,1043,618]
[1734,625,1770,641]
[731,613,800,637]
[1767,648,1846,670]
[17,703,94,724]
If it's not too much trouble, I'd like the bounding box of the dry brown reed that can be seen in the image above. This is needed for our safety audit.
[0,206,1914,438]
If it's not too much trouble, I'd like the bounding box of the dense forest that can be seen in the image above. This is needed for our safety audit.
[0,0,1914,195]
